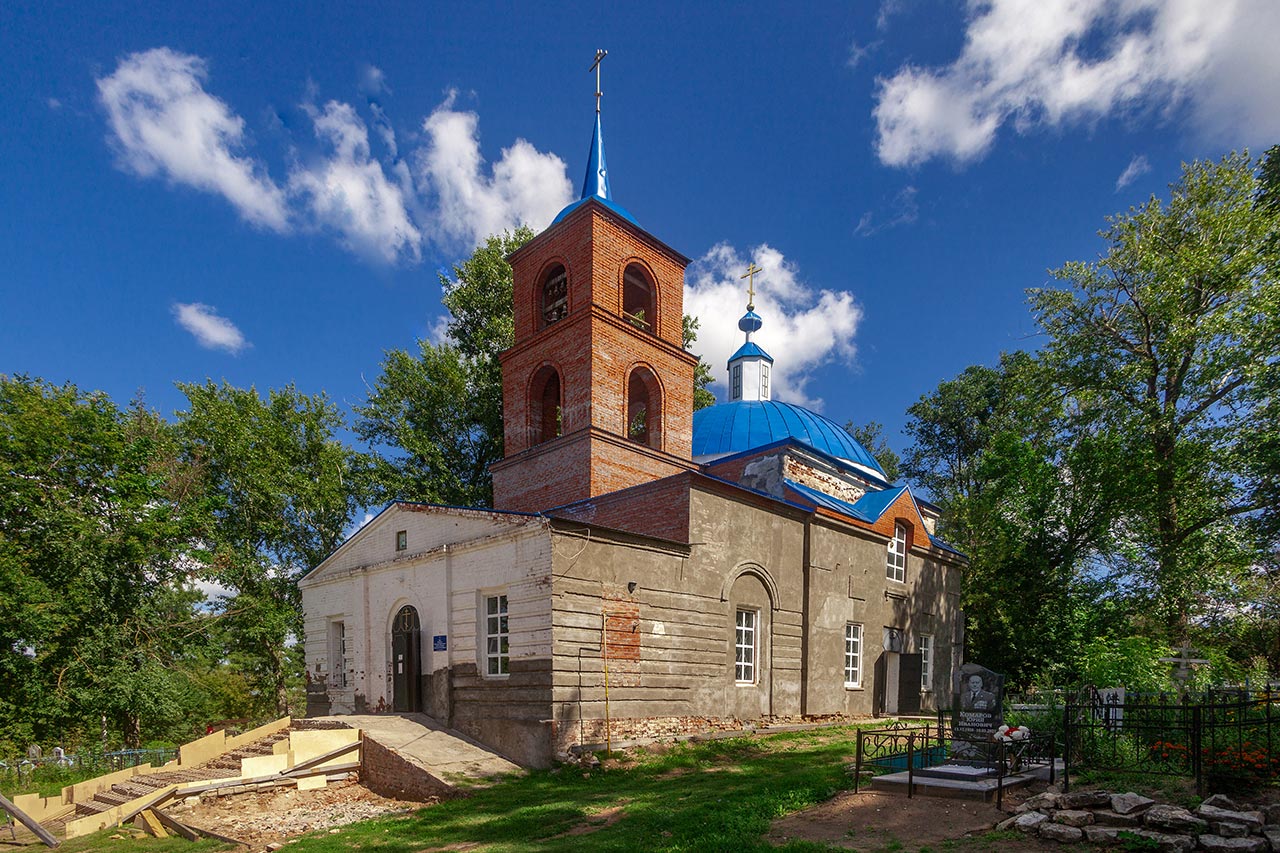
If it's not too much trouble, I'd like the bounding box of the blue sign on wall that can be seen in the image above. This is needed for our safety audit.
[433,635,447,652]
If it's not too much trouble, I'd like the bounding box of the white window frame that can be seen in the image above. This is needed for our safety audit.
[484,594,509,677]
[395,530,407,551]
[760,363,770,397]
[844,623,863,688]
[734,609,757,684]
[919,633,933,691]
[328,620,348,689]
[886,522,907,583]
[731,363,743,399]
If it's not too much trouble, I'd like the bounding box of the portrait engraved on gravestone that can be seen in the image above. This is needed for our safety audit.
[951,663,1005,754]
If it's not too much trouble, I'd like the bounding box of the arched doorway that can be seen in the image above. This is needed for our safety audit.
[391,605,422,712]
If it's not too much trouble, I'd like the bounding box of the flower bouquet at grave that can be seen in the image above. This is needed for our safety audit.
[993,725,1031,772]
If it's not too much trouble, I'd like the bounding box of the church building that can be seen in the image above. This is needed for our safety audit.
[299,85,966,767]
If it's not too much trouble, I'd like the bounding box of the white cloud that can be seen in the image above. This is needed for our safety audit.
[414,93,575,248]
[873,0,1280,167]
[97,52,577,264]
[289,100,422,263]
[1115,153,1151,189]
[97,48,289,230]
[685,243,862,410]
[172,302,249,354]
[47,97,62,111]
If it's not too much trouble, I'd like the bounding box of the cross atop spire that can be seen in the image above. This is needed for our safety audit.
[740,262,762,312]
[581,50,612,201]
[589,49,607,114]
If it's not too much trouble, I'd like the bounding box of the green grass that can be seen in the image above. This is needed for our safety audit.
[57,725,895,853]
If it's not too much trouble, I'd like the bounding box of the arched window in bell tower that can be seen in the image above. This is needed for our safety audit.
[622,263,655,333]
[529,365,562,444]
[626,366,662,449]
[541,264,568,327]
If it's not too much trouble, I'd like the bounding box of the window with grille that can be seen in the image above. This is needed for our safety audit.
[485,594,509,676]
[886,522,907,582]
[542,267,568,326]
[844,623,862,687]
[731,364,742,399]
[734,609,757,683]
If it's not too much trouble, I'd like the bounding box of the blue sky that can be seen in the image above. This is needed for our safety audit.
[4,0,1279,462]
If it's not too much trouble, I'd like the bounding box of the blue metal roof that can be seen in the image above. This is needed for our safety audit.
[850,484,908,521]
[728,341,774,363]
[691,400,886,476]
[550,112,640,228]
[784,479,876,522]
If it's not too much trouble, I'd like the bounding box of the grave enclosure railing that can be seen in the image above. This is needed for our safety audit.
[1062,692,1278,795]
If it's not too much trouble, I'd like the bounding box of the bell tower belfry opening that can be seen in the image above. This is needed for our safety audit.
[491,52,698,513]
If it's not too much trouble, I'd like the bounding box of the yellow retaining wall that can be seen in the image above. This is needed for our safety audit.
[66,763,153,804]
[225,716,292,752]
[64,784,176,839]
[12,791,72,823]
[288,729,360,767]
[177,729,226,767]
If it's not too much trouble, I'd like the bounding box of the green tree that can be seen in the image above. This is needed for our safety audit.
[842,420,900,482]
[901,354,1127,684]
[1031,151,1280,639]
[359,230,719,508]
[0,377,206,748]
[176,380,367,717]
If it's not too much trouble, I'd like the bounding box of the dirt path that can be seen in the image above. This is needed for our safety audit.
[767,789,1064,852]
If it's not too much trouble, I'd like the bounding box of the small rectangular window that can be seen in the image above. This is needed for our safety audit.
[886,523,906,582]
[328,621,348,689]
[395,530,407,551]
[845,623,862,687]
[731,364,742,399]
[734,609,756,683]
[485,594,509,676]
[761,363,770,397]
[919,634,933,691]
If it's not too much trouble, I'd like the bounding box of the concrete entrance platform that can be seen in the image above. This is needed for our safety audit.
[868,760,1063,801]
[319,714,522,786]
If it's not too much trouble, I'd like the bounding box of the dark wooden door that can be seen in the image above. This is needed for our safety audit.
[897,653,923,715]
[392,606,422,712]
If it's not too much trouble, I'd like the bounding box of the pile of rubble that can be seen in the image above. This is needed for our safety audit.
[999,790,1280,851]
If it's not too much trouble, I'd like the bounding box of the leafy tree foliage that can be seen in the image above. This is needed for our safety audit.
[1031,151,1280,639]
[359,229,719,507]
[843,421,900,483]
[175,380,367,716]
[904,152,1280,682]
[0,377,207,748]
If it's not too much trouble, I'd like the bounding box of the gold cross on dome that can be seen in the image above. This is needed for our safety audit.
[740,262,762,310]
[589,49,608,113]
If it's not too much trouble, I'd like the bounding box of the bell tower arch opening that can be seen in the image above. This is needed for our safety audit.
[626,365,663,449]
[541,263,568,328]
[622,262,656,333]
[529,364,563,445]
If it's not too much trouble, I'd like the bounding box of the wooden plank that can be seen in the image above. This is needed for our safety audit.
[116,784,177,825]
[151,808,199,841]
[134,810,168,838]
[0,792,60,848]
[281,741,362,776]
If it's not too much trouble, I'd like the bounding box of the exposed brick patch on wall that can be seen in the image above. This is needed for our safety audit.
[784,457,867,504]
[603,594,641,687]
[361,736,458,802]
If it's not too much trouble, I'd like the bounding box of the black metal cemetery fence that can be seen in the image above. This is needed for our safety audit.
[853,719,1055,809]
[1062,691,1278,795]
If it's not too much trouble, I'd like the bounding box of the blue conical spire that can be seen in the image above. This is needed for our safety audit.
[581,111,611,201]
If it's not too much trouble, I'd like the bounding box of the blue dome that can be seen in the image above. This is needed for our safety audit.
[692,400,886,478]
[738,311,763,333]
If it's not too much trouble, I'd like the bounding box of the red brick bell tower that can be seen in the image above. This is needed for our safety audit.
[490,104,698,513]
